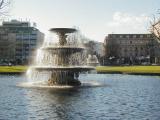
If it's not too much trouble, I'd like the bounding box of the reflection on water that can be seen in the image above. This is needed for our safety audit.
[26,89,79,120]
[0,74,160,120]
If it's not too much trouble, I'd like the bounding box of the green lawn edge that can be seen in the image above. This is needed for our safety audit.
[1,66,160,74]
[96,66,160,74]
[0,66,28,73]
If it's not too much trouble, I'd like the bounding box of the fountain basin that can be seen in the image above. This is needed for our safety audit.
[30,66,94,71]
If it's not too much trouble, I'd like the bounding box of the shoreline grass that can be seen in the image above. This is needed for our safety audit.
[1,65,160,75]
[0,66,28,73]
[96,66,160,74]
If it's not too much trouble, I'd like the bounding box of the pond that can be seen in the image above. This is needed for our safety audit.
[0,74,160,120]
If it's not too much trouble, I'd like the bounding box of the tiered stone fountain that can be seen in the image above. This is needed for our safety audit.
[28,28,98,86]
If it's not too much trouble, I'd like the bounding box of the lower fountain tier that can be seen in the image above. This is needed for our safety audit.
[30,66,95,86]
[48,70,81,86]
[30,66,94,86]
[30,66,94,72]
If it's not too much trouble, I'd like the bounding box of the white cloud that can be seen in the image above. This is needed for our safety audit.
[106,12,151,34]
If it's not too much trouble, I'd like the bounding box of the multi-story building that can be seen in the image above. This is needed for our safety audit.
[104,34,160,65]
[0,20,44,65]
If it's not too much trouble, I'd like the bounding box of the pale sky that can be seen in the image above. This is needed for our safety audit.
[6,0,160,42]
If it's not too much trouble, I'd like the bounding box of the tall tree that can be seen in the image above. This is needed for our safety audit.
[0,0,10,18]
[150,9,160,41]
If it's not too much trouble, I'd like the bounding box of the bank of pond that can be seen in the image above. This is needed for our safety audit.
[1,66,160,75]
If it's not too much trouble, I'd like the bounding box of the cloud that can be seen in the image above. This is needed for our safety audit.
[106,12,151,34]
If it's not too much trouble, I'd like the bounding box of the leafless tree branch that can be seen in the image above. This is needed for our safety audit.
[150,11,160,42]
[0,0,11,18]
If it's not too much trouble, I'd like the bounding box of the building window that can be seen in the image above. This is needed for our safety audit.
[130,41,132,44]
[140,35,143,38]
[115,35,119,38]
[136,35,140,38]
[135,53,138,56]
[147,34,151,38]
[135,47,138,50]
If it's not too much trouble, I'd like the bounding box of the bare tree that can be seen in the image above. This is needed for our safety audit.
[150,9,160,41]
[0,0,11,18]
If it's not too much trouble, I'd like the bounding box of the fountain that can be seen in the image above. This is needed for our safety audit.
[27,28,98,87]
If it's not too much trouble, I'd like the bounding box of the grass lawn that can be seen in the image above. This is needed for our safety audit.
[0,66,28,73]
[1,65,160,74]
[96,66,160,74]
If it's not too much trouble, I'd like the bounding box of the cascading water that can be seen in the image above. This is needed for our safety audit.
[27,28,99,87]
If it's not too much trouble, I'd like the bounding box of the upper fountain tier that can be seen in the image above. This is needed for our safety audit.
[49,28,77,46]
[50,28,77,34]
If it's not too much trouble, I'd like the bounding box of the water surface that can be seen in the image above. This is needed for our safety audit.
[0,74,160,120]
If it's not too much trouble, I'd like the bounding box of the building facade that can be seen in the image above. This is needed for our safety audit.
[104,34,160,65]
[0,20,44,65]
